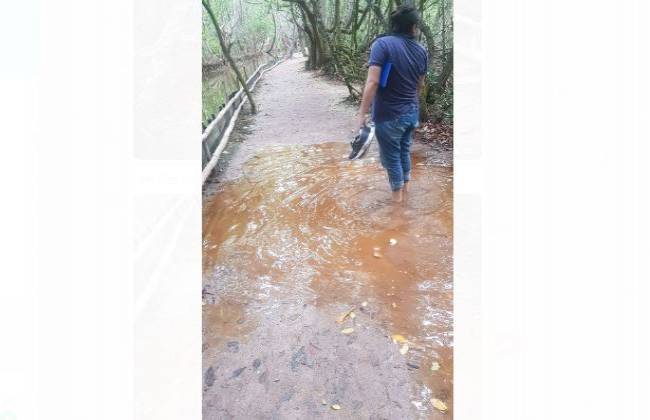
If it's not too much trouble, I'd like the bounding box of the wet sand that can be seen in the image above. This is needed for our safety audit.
[203,57,453,419]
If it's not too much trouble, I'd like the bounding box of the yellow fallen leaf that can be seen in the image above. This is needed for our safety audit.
[430,361,440,371]
[373,251,382,258]
[341,327,354,334]
[391,334,407,344]
[349,311,356,319]
[431,398,447,412]
[336,309,354,324]
[331,404,341,410]
[389,238,397,246]
[399,344,409,355]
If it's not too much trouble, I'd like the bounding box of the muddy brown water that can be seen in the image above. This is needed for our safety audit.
[203,141,452,418]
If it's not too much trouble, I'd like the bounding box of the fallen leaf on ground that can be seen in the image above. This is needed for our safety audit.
[331,404,341,410]
[389,238,397,246]
[392,334,407,344]
[341,327,354,334]
[391,302,397,308]
[321,399,327,405]
[336,309,354,324]
[431,398,448,412]
[430,361,440,371]
[399,344,409,355]
[349,312,356,319]
[373,251,382,258]
[361,301,368,307]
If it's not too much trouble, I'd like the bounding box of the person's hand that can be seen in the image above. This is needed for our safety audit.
[357,113,368,130]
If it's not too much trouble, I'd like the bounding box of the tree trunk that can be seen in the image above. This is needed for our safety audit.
[441,0,447,53]
[418,22,436,61]
[351,0,360,49]
[266,13,278,56]
[333,0,341,41]
[419,82,430,122]
[369,0,388,31]
[203,0,257,114]
[435,48,453,94]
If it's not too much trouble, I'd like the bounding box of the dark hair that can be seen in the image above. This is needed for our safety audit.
[390,5,420,34]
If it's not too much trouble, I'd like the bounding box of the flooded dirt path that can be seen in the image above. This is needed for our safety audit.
[203,57,453,419]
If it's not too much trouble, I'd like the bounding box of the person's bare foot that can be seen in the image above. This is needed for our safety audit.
[391,189,403,203]
[401,182,409,206]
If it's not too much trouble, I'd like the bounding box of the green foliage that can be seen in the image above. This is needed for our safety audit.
[282,0,453,121]
[202,0,453,124]
[202,0,294,125]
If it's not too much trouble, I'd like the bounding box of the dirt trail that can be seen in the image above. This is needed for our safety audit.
[203,57,453,419]
[205,57,359,187]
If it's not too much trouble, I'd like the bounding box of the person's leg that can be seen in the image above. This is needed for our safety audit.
[375,119,407,194]
[400,126,414,184]
[391,188,403,203]
[400,110,419,185]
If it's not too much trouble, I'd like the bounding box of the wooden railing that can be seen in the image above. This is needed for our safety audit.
[202,57,285,182]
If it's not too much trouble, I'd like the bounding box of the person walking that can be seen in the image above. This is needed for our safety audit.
[356,5,428,202]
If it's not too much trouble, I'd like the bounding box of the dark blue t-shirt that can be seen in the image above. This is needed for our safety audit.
[368,34,428,123]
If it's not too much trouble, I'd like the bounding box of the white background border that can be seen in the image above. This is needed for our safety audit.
[2,0,650,419]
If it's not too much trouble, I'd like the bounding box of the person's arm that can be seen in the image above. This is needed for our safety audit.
[357,65,382,129]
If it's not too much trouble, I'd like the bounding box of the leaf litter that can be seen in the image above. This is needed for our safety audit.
[391,334,408,344]
[431,398,448,412]
[336,308,355,324]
